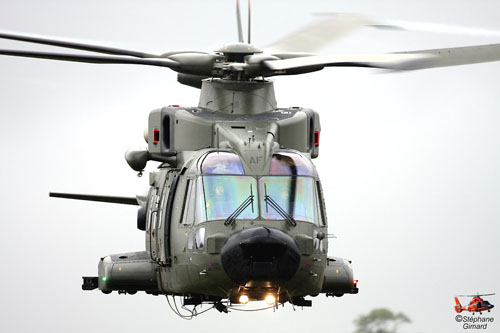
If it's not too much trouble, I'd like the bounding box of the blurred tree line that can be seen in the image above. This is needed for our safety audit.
[354,308,410,333]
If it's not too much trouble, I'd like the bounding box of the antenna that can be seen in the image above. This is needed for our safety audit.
[248,0,252,44]
[236,0,244,43]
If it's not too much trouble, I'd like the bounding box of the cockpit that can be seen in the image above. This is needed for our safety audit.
[182,151,325,225]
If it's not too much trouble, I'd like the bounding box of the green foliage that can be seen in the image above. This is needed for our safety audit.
[353,308,411,333]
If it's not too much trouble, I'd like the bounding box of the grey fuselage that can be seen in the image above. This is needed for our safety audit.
[94,79,357,305]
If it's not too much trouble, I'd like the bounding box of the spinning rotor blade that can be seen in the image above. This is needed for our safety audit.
[0,49,221,76]
[373,20,500,38]
[0,30,160,58]
[263,53,434,71]
[263,43,500,73]
[0,31,221,76]
[457,293,496,297]
[264,13,374,54]
[0,49,179,67]
[396,43,500,70]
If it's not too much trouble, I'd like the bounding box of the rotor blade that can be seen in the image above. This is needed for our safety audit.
[0,49,221,76]
[264,13,374,53]
[373,20,500,38]
[236,0,244,43]
[49,192,138,206]
[263,42,500,74]
[395,43,500,70]
[0,49,179,68]
[263,53,434,72]
[0,30,160,58]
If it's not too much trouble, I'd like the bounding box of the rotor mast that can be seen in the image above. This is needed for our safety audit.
[200,42,278,115]
[198,79,277,115]
[198,0,277,115]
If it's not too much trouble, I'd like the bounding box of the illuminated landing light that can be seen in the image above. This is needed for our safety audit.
[265,295,276,305]
[102,276,108,282]
[239,295,249,304]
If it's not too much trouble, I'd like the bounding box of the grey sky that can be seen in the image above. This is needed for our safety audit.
[0,0,499,332]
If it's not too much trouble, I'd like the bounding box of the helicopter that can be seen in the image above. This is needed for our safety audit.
[1,1,500,317]
[455,294,495,314]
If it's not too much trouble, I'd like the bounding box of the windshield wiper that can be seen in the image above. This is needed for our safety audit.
[263,184,297,227]
[224,184,254,226]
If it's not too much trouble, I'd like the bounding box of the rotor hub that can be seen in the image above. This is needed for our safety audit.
[215,42,262,55]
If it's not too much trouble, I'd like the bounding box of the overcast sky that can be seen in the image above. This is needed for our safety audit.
[1,1,499,332]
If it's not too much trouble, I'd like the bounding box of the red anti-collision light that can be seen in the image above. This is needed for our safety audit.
[314,131,320,146]
[353,280,358,287]
[153,129,160,144]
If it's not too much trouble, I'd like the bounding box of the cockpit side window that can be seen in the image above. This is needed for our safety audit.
[316,180,327,225]
[180,179,193,225]
[270,152,314,176]
[201,152,244,175]
[181,179,198,225]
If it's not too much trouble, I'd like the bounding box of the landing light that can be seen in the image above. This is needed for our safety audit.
[265,295,276,305]
[239,295,249,304]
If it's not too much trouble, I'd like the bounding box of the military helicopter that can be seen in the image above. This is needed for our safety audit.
[455,294,495,314]
[1,0,500,317]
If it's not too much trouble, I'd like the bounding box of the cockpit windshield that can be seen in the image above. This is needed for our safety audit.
[259,176,318,223]
[200,151,244,175]
[270,152,314,176]
[193,175,319,224]
[187,150,321,225]
[197,176,257,222]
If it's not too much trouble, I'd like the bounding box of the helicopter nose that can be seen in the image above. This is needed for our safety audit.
[221,226,301,284]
